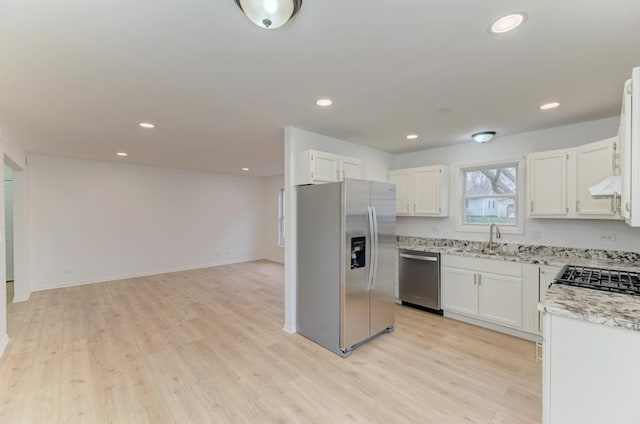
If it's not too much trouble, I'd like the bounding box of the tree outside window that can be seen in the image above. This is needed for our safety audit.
[463,164,517,225]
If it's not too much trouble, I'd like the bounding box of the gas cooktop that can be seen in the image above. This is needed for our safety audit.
[554,265,640,296]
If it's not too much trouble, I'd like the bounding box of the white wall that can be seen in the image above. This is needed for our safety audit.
[395,117,640,252]
[283,127,396,333]
[264,174,284,264]
[27,154,268,291]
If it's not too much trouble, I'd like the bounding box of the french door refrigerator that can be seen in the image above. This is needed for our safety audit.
[297,178,396,357]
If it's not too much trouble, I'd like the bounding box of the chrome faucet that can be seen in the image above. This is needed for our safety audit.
[489,223,502,252]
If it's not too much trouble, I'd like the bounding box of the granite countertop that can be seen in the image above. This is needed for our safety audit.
[399,236,640,332]
[539,284,640,331]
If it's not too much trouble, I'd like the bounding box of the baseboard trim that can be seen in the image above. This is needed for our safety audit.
[12,291,31,303]
[0,334,9,359]
[32,257,262,292]
[444,311,541,342]
[282,325,297,334]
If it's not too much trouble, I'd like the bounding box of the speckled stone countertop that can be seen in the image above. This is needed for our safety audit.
[397,237,640,331]
[539,284,640,331]
[397,236,640,271]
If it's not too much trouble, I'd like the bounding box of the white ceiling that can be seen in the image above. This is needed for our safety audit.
[1,0,639,176]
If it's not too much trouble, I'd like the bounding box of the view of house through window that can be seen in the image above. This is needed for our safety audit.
[278,189,285,245]
[463,164,517,225]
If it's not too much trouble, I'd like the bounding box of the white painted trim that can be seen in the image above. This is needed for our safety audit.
[453,158,526,235]
[31,257,261,292]
[444,310,541,342]
[282,325,296,334]
[0,334,8,358]
[12,291,31,303]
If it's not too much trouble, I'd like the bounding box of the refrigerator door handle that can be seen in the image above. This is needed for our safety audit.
[367,206,375,291]
[370,206,379,291]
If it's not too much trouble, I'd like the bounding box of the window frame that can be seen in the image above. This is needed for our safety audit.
[454,158,525,235]
[278,189,286,246]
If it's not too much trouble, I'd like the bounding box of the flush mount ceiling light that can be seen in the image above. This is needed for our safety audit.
[490,13,527,34]
[471,131,497,143]
[406,134,419,140]
[235,0,302,29]
[117,152,128,157]
[242,167,250,171]
[540,102,561,110]
[139,122,155,129]
[316,98,333,107]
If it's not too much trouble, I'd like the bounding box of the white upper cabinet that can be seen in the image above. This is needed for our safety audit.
[576,137,618,216]
[296,150,362,185]
[388,165,448,217]
[388,170,411,215]
[339,156,362,180]
[528,148,570,217]
[527,138,621,220]
[620,68,640,226]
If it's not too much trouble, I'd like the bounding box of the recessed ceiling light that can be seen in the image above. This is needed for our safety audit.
[242,167,250,171]
[316,99,333,107]
[117,152,128,157]
[471,131,497,143]
[406,134,419,140]
[139,122,155,129]
[490,13,527,34]
[540,102,561,110]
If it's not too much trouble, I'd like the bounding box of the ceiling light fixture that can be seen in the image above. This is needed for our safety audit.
[235,0,302,29]
[490,13,527,34]
[242,167,250,171]
[117,152,128,157]
[139,122,155,129]
[316,98,333,107]
[406,134,419,140]
[471,131,497,143]
[540,102,561,110]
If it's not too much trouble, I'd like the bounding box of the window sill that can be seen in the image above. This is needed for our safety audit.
[455,223,524,235]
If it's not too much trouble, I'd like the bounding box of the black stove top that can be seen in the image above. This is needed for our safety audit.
[554,265,640,296]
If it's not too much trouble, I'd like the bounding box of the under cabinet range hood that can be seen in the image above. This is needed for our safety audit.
[589,175,622,198]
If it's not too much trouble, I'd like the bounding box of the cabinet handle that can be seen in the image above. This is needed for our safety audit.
[477,274,481,286]
[576,200,580,212]
[473,274,477,285]
[540,270,545,274]
[566,207,569,213]
[406,203,410,213]
[311,171,314,180]
[612,192,619,213]
[530,201,534,213]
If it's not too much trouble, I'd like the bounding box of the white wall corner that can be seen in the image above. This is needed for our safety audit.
[12,291,31,303]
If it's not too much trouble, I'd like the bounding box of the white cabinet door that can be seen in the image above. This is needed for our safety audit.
[576,138,617,217]
[478,272,523,329]
[441,266,478,317]
[340,157,362,180]
[538,266,561,334]
[388,171,411,215]
[311,151,339,183]
[528,149,570,217]
[414,166,441,215]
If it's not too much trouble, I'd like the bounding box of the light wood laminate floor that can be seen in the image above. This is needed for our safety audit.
[0,261,541,423]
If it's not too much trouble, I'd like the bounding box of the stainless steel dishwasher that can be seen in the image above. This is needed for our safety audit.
[399,250,442,315]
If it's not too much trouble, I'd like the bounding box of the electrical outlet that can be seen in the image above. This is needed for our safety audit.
[599,233,617,242]
[528,230,541,240]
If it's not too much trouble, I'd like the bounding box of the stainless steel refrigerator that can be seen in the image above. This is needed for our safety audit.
[297,178,396,357]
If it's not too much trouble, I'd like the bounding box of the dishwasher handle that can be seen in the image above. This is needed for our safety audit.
[400,253,439,262]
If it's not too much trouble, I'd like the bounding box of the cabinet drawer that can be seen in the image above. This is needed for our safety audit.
[441,254,522,277]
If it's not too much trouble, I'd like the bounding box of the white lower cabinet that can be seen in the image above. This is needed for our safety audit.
[543,313,640,423]
[442,255,524,330]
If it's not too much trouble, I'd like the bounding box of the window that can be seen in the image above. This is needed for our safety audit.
[278,189,285,246]
[462,163,518,226]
